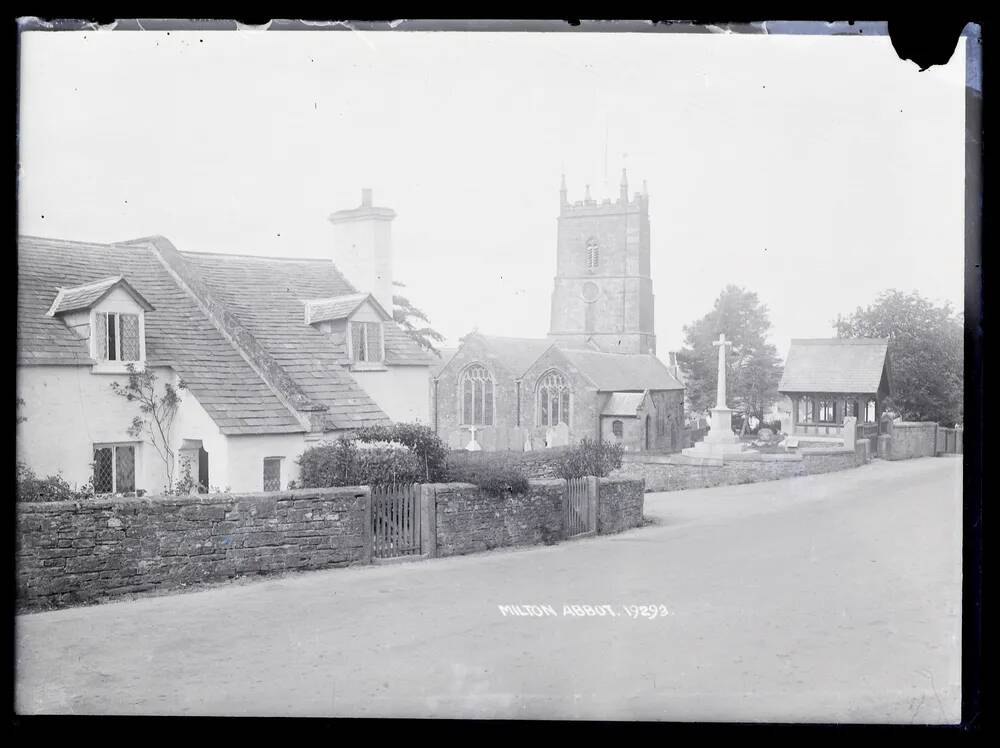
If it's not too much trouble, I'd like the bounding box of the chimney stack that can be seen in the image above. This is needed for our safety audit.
[328,188,397,314]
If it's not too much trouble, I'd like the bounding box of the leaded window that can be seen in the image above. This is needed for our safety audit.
[460,364,494,426]
[350,321,384,362]
[537,370,571,427]
[93,443,136,494]
[612,420,624,438]
[263,457,282,491]
[95,312,141,362]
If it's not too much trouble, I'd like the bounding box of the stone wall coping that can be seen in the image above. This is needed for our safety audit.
[16,486,370,511]
[799,447,856,456]
[723,452,803,463]
[893,421,939,428]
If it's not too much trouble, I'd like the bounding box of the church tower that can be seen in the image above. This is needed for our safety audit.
[548,170,656,355]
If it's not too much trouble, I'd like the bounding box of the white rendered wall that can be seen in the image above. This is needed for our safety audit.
[351,365,431,425]
[225,433,308,492]
[171,376,229,491]
[16,365,175,491]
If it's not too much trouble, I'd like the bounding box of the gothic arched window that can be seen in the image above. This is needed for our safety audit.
[612,420,624,439]
[460,364,495,426]
[537,369,571,427]
[585,237,599,270]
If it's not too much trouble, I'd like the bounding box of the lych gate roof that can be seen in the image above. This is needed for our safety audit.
[601,391,647,416]
[559,348,685,391]
[778,338,890,394]
[46,275,154,316]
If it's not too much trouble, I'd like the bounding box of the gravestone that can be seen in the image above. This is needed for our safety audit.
[523,430,533,452]
[549,422,570,448]
[479,427,497,452]
[447,429,465,450]
[465,425,482,452]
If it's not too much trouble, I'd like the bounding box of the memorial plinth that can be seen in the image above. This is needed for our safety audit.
[681,332,748,459]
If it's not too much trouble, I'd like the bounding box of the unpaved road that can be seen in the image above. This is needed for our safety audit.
[15,457,962,722]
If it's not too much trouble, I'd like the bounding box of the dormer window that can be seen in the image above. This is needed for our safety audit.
[351,321,384,362]
[302,292,390,369]
[46,275,154,372]
[95,311,142,362]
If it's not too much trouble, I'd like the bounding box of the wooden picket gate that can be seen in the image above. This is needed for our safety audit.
[565,477,597,538]
[371,483,422,560]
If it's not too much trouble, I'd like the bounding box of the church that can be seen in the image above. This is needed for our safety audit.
[431,171,685,453]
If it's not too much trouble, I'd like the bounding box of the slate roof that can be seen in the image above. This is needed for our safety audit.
[18,235,435,435]
[601,391,648,416]
[778,338,890,394]
[181,250,432,368]
[470,335,559,377]
[304,293,383,325]
[559,349,685,392]
[18,236,304,434]
[47,275,154,316]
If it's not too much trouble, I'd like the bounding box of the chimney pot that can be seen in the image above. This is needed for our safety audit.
[361,188,373,207]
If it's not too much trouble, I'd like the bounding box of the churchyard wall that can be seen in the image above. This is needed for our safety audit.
[613,442,869,493]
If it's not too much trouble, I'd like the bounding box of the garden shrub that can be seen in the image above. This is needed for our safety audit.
[16,462,91,502]
[295,438,423,488]
[471,464,530,498]
[557,438,624,479]
[355,422,448,481]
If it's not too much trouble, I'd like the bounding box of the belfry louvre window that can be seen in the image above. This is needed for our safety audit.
[585,237,599,270]
[350,321,384,362]
[460,364,494,426]
[93,443,136,494]
[95,312,141,362]
[537,370,571,427]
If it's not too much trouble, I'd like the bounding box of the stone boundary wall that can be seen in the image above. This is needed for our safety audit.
[614,442,868,493]
[17,488,370,610]
[597,478,645,534]
[884,421,939,460]
[431,479,566,557]
[17,478,645,611]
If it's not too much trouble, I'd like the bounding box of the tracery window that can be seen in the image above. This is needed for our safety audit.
[460,364,494,426]
[537,370,571,427]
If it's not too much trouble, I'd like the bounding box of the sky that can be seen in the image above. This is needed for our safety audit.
[18,28,967,360]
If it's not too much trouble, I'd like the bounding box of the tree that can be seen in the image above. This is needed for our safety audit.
[834,290,963,426]
[675,285,784,425]
[109,364,186,491]
[393,281,446,356]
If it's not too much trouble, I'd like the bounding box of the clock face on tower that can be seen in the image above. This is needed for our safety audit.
[581,281,600,303]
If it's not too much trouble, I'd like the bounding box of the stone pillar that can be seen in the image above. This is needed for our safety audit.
[419,484,437,558]
[842,416,857,449]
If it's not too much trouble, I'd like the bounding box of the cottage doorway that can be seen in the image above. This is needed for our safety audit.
[198,448,209,493]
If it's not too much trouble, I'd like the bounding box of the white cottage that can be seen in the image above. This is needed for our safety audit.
[16,191,434,494]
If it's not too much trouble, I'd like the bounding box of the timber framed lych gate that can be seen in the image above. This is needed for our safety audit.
[370,483,422,560]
